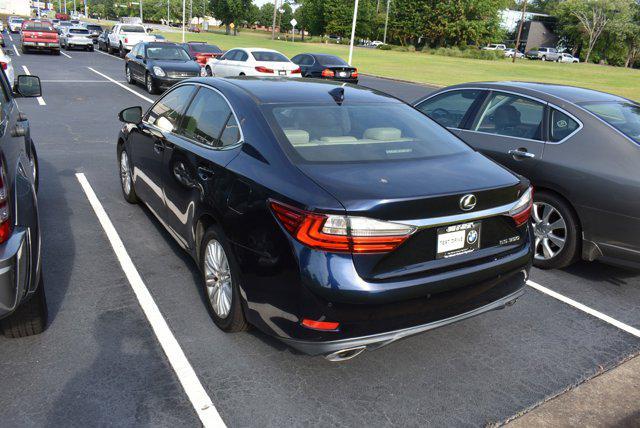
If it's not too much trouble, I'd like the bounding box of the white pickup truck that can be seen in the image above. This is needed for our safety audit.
[107,24,155,57]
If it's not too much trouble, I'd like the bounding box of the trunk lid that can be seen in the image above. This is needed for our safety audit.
[296,151,527,280]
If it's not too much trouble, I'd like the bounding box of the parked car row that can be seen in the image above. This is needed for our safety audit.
[482,44,581,63]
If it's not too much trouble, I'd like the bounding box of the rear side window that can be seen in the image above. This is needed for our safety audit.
[317,55,347,66]
[416,90,482,128]
[121,25,146,33]
[267,103,471,163]
[178,88,240,147]
[292,54,314,66]
[581,101,640,144]
[474,92,544,140]
[146,85,196,132]
[549,109,579,142]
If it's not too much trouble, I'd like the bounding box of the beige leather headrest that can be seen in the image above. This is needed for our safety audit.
[284,129,310,146]
[319,136,358,144]
[363,127,402,140]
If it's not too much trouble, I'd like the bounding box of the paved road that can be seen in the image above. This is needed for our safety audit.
[1,38,639,427]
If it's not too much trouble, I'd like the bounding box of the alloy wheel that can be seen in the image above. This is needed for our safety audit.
[120,151,132,196]
[146,76,153,92]
[532,202,567,261]
[204,239,232,318]
[126,66,132,82]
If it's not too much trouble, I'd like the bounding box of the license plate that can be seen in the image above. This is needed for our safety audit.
[37,42,45,46]
[436,222,481,259]
[339,71,347,77]
[278,70,286,76]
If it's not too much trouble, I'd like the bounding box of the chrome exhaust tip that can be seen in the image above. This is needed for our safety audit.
[324,346,366,362]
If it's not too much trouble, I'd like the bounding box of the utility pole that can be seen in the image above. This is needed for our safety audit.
[167,0,170,25]
[513,0,527,63]
[189,0,192,27]
[347,0,359,65]
[271,0,278,40]
[84,0,87,17]
[73,0,76,14]
[382,0,391,44]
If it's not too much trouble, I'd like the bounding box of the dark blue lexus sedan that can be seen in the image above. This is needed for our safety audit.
[116,78,533,360]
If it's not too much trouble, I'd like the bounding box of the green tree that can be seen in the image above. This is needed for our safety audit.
[209,0,251,34]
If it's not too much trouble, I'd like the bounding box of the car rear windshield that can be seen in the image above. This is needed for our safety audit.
[11,18,24,23]
[316,55,348,66]
[146,46,190,60]
[121,25,146,33]
[581,101,640,144]
[190,44,222,54]
[252,51,289,62]
[86,25,102,31]
[24,23,54,31]
[69,28,89,34]
[266,103,471,163]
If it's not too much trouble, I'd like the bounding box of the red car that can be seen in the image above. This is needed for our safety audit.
[181,41,223,65]
[21,20,60,55]
[55,12,70,21]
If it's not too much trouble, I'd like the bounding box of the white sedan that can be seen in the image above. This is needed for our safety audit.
[0,47,14,87]
[558,53,579,63]
[205,48,301,78]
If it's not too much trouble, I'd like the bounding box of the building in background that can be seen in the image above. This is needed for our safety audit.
[500,9,551,32]
[0,0,31,16]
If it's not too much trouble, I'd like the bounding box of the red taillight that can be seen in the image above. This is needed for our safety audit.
[302,319,340,331]
[270,201,415,254]
[321,68,335,77]
[255,66,274,74]
[0,160,11,244]
[124,37,128,44]
[509,187,533,227]
[351,69,358,78]
[291,67,301,74]
[196,55,207,64]
[0,62,6,71]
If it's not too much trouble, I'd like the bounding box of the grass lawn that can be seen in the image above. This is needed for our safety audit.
[157,28,640,101]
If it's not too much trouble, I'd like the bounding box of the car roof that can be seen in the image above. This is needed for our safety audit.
[190,77,402,105]
[446,81,633,104]
[142,41,182,47]
[240,47,282,53]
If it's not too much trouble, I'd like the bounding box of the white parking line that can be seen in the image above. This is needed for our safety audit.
[95,48,123,60]
[527,280,640,338]
[13,45,20,56]
[75,173,226,428]
[87,66,153,103]
[60,50,72,59]
[21,65,46,105]
[8,34,13,42]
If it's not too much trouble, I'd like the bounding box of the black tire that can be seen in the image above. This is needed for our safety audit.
[119,43,126,58]
[125,65,135,84]
[200,226,248,332]
[205,66,213,76]
[53,49,60,56]
[118,147,139,204]
[145,73,158,94]
[107,42,114,54]
[532,190,581,270]
[1,275,48,338]
[21,45,28,54]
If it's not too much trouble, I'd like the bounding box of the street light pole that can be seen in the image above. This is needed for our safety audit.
[189,0,192,27]
[139,0,143,22]
[182,0,186,43]
[347,0,359,65]
[271,0,278,40]
[167,0,170,25]
[383,0,391,44]
[513,0,527,63]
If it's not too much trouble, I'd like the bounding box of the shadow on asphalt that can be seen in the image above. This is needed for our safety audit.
[39,159,75,324]
[561,261,639,287]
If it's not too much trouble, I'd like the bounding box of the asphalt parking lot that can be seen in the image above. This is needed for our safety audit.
[1,36,640,427]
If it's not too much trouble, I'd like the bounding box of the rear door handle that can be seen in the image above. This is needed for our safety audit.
[198,166,215,180]
[508,149,535,159]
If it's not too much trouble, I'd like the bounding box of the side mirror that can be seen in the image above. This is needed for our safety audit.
[118,106,142,124]
[15,75,42,98]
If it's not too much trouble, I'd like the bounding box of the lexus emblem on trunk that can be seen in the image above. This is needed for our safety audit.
[460,194,477,211]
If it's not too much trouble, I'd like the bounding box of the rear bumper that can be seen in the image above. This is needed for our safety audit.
[0,229,30,320]
[23,41,60,48]
[67,39,93,46]
[282,270,527,356]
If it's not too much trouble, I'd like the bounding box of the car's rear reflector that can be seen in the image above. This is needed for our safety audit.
[270,200,415,253]
[302,319,340,331]
[291,67,301,74]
